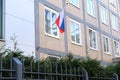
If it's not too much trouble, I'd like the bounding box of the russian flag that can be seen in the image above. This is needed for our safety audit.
[55,10,65,33]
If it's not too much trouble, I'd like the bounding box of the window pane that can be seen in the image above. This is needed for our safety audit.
[70,21,75,42]
[87,0,95,16]
[89,29,97,49]
[89,30,93,47]
[119,1,120,9]
[90,0,93,15]
[45,10,51,34]
[93,31,96,48]
[106,38,109,52]
[114,41,119,55]
[104,37,106,52]
[52,12,57,36]
[104,37,109,52]
[69,0,79,7]
[76,24,80,43]
[87,0,90,14]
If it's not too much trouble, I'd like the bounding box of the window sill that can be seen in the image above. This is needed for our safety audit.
[90,47,98,51]
[110,3,116,8]
[112,28,119,32]
[101,21,108,26]
[115,55,120,58]
[0,39,5,42]
[71,41,82,47]
[104,52,111,56]
[69,2,80,9]
[87,13,96,19]
[45,33,60,40]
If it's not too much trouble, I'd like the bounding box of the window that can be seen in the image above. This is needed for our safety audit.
[119,1,120,9]
[103,36,110,53]
[0,0,3,39]
[70,19,81,44]
[89,29,97,50]
[45,7,59,37]
[109,0,116,7]
[69,0,79,7]
[47,56,59,61]
[87,0,95,16]
[113,40,120,56]
[111,14,118,31]
[100,6,108,25]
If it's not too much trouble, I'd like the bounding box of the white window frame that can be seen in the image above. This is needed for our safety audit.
[100,6,108,25]
[111,14,118,31]
[103,35,110,54]
[113,40,120,57]
[44,7,59,38]
[69,0,79,8]
[109,0,117,7]
[70,19,82,45]
[89,28,98,50]
[87,0,95,17]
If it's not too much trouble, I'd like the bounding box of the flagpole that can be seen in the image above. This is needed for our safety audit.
[55,0,69,58]
[63,0,69,58]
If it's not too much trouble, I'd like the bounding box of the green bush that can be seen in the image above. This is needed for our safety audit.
[1,50,120,79]
[114,61,120,79]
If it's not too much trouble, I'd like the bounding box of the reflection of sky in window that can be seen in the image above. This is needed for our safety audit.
[75,24,80,43]
[87,0,95,16]
[107,40,109,52]
[52,13,57,36]
[73,0,79,7]
[69,0,79,7]
[70,22,75,42]
[45,10,51,34]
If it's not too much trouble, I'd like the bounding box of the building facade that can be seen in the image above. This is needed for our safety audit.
[35,0,120,64]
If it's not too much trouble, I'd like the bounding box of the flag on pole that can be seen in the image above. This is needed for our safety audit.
[55,9,65,33]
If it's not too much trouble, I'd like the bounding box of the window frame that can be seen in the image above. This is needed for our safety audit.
[103,35,110,54]
[44,6,60,39]
[89,28,98,50]
[100,6,108,25]
[87,0,95,17]
[70,19,82,45]
[69,0,80,8]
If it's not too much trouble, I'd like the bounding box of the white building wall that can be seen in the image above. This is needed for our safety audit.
[5,0,35,57]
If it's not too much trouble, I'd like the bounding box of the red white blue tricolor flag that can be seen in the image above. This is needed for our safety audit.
[55,9,65,33]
